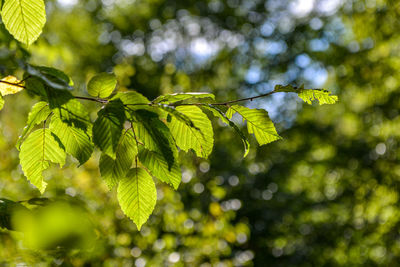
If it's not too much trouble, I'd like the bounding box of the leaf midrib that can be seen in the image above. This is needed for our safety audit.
[17,0,29,43]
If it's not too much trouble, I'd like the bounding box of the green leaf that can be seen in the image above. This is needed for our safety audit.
[274,84,338,105]
[0,76,24,95]
[93,100,125,159]
[226,107,235,120]
[228,105,281,146]
[0,198,29,230]
[19,129,66,193]
[99,131,137,189]
[153,92,215,104]
[17,101,52,150]
[49,114,94,165]
[0,198,14,230]
[87,73,117,98]
[52,98,92,132]
[298,89,338,105]
[26,65,73,90]
[139,149,181,190]
[46,89,73,111]
[202,105,250,158]
[112,91,152,118]
[1,0,46,45]
[112,91,149,105]
[36,66,73,85]
[24,76,46,97]
[117,168,157,230]
[131,110,177,169]
[156,104,197,129]
[168,106,214,158]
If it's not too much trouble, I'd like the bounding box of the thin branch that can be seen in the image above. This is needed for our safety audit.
[124,91,277,108]
[19,75,32,84]
[0,80,26,89]
[74,96,108,104]
[0,79,276,106]
[210,91,276,105]
[0,80,108,104]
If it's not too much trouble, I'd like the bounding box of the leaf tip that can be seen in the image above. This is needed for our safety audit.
[38,181,47,194]
[135,222,144,231]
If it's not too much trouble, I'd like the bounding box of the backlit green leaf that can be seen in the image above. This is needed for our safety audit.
[112,91,152,118]
[203,105,250,158]
[93,100,125,159]
[131,110,177,169]
[157,104,197,129]
[1,0,46,45]
[99,131,137,189]
[52,98,92,132]
[17,101,52,150]
[298,89,338,105]
[19,129,66,193]
[117,168,157,230]
[153,92,215,104]
[139,149,181,190]
[0,76,24,96]
[168,106,214,158]
[112,91,149,105]
[274,84,338,105]
[228,105,281,146]
[87,73,117,98]
[50,114,94,165]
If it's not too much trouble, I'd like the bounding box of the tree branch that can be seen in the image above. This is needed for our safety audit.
[0,79,276,106]
[74,96,108,104]
[174,91,277,106]
[124,91,277,108]
[0,80,108,103]
[0,80,26,89]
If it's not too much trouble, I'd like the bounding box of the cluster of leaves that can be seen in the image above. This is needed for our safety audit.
[0,66,337,229]
[0,0,339,230]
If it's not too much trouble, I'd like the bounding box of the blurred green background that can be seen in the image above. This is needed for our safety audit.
[0,0,399,266]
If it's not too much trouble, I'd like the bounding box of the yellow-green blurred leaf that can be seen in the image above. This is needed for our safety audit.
[0,76,24,96]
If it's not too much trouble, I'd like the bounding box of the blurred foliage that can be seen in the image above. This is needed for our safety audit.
[0,0,399,266]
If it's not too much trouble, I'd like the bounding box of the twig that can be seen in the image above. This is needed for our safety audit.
[210,91,276,105]
[0,80,25,89]
[0,79,276,106]
[0,80,109,103]
[124,91,277,107]
[18,75,32,84]
[74,96,108,104]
